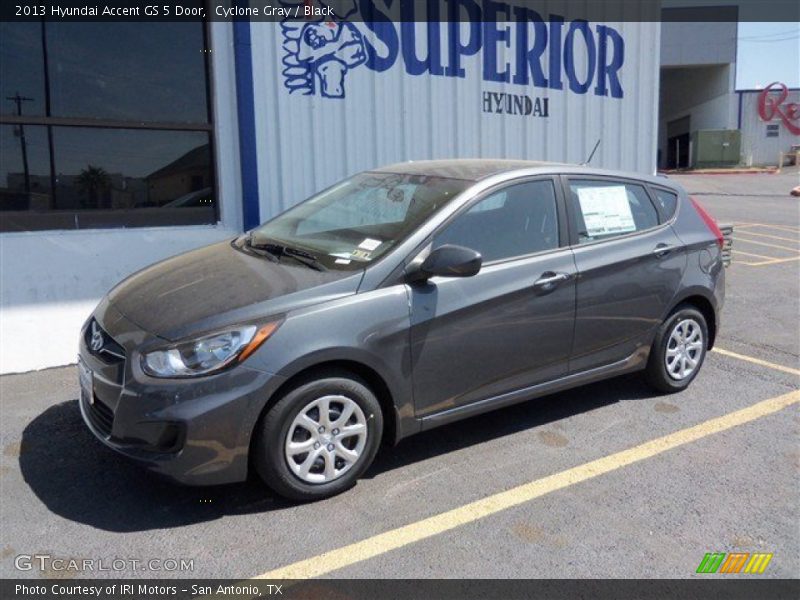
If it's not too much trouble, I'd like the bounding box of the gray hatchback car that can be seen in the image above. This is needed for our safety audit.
[78,160,725,500]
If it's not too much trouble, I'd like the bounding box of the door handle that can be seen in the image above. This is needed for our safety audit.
[533,271,570,290]
[652,243,678,258]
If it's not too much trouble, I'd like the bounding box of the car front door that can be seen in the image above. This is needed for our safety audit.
[564,176,687,373]
[408,178,577,419]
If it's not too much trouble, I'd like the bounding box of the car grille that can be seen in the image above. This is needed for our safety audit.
[85,319,126,364]
[84,394,114,437]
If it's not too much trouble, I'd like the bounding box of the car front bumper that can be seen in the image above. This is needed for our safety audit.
[78,299,286,486]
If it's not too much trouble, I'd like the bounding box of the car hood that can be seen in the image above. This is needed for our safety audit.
[107,240,362,340]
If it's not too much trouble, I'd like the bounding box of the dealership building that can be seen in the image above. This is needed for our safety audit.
[658,12,799,169]
[0,4,796,373]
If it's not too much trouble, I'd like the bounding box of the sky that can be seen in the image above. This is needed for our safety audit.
[736,22,800,89]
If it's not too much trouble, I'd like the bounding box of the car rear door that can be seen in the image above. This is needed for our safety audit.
[563,176,687,373]
[408,177,577,419]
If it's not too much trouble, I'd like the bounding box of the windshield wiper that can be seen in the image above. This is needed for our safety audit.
[248,237,327,271]
[239,232,279,262]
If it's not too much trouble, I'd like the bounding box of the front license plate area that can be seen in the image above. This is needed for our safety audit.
[78,358,94,405]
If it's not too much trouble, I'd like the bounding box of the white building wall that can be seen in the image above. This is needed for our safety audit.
[250,18,661,218]
[739,88,800,166]
[0,23,242,374]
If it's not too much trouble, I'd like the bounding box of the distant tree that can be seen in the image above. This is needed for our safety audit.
[76,165,111,208]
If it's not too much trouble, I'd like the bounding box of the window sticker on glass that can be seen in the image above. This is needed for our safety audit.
[358,238,382,251]
[576,186,636,236]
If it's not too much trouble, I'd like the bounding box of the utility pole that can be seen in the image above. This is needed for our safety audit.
[6,92,34,195]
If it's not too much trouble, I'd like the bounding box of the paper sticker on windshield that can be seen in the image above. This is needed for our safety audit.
[335,258,351,265]
[350,249,373,261]
[576,186,636,236]
[358,238,382,251]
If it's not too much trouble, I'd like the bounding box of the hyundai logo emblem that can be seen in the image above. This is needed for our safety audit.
[90,322,104,353]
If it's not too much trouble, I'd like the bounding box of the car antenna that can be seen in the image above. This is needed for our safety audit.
[582,138,601,165]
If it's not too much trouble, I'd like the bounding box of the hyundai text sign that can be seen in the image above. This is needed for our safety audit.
[279,0,625,103]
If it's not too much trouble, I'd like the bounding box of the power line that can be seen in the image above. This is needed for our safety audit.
[739,35,800,43]
[738,28,800,40]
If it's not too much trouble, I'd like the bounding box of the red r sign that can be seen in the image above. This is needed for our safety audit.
[758,82,800,135]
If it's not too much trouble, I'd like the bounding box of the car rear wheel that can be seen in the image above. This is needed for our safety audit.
[645,305,709,393]
[253,370,383,501]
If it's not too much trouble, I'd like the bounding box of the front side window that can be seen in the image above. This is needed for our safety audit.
[0,17,214,232]
[246,172,469,270]
[568,180,659,244]
[433,180,559,262]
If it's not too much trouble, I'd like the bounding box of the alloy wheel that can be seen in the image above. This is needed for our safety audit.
[665,318,704,381]
[284,394,368,484]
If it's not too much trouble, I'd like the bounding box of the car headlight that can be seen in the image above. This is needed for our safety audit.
[141,322,280,378]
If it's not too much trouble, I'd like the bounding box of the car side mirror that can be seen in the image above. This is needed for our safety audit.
[409,244,482,282]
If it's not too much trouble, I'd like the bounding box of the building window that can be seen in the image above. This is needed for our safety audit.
[0,20,216,232]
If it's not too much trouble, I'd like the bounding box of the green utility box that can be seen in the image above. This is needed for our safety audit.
[690,129,741,168]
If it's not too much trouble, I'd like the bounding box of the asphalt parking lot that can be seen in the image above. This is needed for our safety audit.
[1,169,798,581]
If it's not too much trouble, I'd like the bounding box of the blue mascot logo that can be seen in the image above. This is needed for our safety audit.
[281,2,365,98]
[280,1,627,102]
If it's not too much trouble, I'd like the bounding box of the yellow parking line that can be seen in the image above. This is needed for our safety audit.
[256,389,799,579]
[712,348,800,377]
[733,237,799,252]
[732,249,778,260]
[733,230,799,243]
[736,223,800,234]
[742,256,800,267]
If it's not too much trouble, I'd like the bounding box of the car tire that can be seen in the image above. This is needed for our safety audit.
[645,304,709,394]
[253,370,383,501]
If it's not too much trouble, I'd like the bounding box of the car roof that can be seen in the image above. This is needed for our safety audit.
[371,159,681,192]
[373,159,565,181]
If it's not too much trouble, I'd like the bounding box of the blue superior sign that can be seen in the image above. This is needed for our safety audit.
[280,0,625,108]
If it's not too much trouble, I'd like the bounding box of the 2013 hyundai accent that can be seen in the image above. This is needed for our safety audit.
[78,160,725,500]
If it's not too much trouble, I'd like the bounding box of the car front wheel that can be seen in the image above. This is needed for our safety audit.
[645,305,709,393]
[254,370,383,501]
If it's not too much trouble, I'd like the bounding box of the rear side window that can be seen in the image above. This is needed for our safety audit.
[652,188,679,220]
[568,180,659,244]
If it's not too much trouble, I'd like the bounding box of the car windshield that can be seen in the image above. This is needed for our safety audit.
[244,172,469,270]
